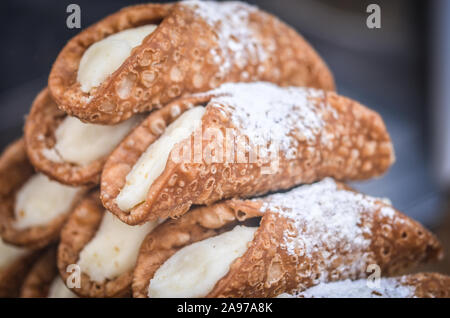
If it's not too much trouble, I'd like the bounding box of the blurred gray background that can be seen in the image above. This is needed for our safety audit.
[0,0,449,231]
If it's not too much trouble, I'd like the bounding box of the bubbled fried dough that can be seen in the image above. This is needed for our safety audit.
[48,1,334,124]
[24,89,100,186]
[101,83,394,225]
[132,201,264,298]
[24,89,141,186]
[58,191,131,298]
[0,139,87,249]
[132,180,442,298]
[20,247,58,298]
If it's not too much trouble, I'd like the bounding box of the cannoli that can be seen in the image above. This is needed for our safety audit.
[25,89,142,186]
[102,82,395,225]
[132,178,442,298]
[0,139,86,249]
[48,1,334,124]
[278,273,450,298]
[20,247,77,298]
[58,191,159,297]
[0,237,38,297]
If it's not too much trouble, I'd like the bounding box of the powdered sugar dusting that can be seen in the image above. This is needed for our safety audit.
[257,178,397,283]
[259,178,384,256]
[200,82,331,153]
[279,277,416,298]
[183,1,267,75]
[380,206,395,218]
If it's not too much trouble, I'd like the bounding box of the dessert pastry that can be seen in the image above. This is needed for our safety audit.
[132,178,442,298]
[58,191,159,297]
[0,139,86,249]
[101,82,395,225]
[48,1,334,124]
[278,273,450,298]
[20,247,77,298]
[25,89,142,186]
[0,237,38,297]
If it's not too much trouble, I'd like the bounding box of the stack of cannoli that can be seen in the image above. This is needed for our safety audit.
[0,0,449,298]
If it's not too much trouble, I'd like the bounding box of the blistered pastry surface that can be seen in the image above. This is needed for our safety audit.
[77,210,155,283]
[207,181,442,297]
[58,191,134,297]
[0,139,84,249]
[0,139,38,295]
[77,24,157,93]
[25,89,141,186]
[148,225,257,298]
[115,106,205,211]
[101,97,205,224]
[132,180,442,298]
[102,83,394,224]
[49,2,334,124]
[132,201,264,297]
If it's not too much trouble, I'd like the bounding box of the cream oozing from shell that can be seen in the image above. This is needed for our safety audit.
[47,276,78,298]
[0,237,27,271]
[148,225,257,298]
[77,24,157,93]
[43,115,141,166]
[14,174,81,230]
[115,106,205,211]
[77,212,157,283]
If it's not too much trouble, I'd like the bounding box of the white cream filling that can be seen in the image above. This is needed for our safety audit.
[47,276,78,298]
[77,24,157,93]
[0,237,27,271]
[148,225,257,298]
[43,115,140,166]
[77,212,157,283]
[116,106,205,211]
[14,174,81,230]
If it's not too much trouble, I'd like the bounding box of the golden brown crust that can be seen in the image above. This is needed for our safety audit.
[20,247,58,298]
[132,183,442,298]
[208,200,442,297]
[404,273,450,298]
[48,2,334,124]
[0,249,40,298]
[24,88,141,186]
[132,201,263,297]
[49,3,172,124]
[58,191,131,298]
[25,88,102,186]
[0,139,87,249]
[101,97,206,224]
[102,89,394,225]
